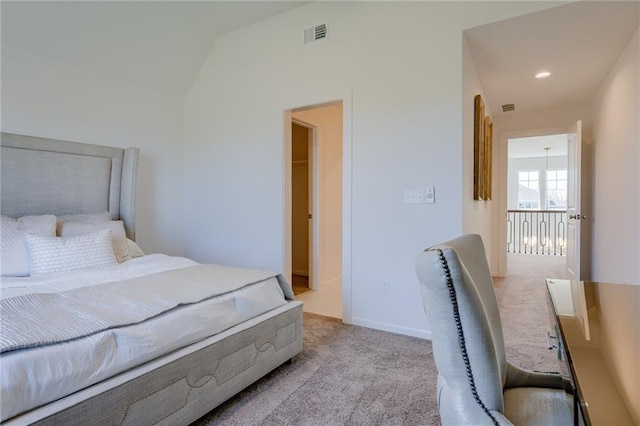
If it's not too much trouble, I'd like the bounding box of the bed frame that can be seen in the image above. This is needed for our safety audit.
[1,133,303,425]
[1,133,138,239]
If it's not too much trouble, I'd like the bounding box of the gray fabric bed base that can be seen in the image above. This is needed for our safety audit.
[6,302,303,426]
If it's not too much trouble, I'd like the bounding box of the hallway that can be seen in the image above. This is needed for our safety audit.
[494,252,568,375]
[294,279,342,320]
[498,252,567,288]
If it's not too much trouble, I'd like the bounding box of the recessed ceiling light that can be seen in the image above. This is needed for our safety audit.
[535,71,551,79]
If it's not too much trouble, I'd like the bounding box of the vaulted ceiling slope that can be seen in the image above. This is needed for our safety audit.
[2,1,637,111]
[465,1,639,116]
[1,1,308,98]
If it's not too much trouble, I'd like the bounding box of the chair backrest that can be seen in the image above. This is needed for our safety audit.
[416,234,507,425]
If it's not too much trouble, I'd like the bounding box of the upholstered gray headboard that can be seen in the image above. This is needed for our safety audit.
[1,133,139,240]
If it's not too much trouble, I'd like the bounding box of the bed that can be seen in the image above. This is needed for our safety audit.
[0,132,303,425]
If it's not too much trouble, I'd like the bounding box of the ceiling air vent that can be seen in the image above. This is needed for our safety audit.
[304,23,327,44]
[502,103,516,112]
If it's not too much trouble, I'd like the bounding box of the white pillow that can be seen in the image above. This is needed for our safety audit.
[55,211,112,234]
[1,215,57,277]
[58,220,130,263]
[25,229,118,275]
[127,239,145,258]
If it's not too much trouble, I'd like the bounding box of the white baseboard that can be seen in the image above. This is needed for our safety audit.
[319,276,341,288]
[350,317,432,340]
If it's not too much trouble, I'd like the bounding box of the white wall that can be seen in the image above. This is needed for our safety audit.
[462,34,495,273]
[293,104,342,289]
[591,29,639,284]
[184,1,561,337]
[1,44,185,256]
[597,284,640,423]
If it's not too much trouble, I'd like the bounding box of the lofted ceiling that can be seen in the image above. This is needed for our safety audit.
[2,1,638,109]
[508,134,568,159]
[1,1,308,98]
[465,1,639,117]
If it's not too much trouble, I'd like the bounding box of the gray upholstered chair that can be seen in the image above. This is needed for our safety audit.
[415,234,573,425]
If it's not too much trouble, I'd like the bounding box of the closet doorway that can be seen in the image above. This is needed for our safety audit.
[291,121,314,295]
[286,101,344,319]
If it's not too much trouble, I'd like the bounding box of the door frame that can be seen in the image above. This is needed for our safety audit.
[497,124,573,277]
[283,93,353,323]
[565,120,582,281]
[291,118,319,290]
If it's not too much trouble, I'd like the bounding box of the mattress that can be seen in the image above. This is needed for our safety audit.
[0,254,290,422]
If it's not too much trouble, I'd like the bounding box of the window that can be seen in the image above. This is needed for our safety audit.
[517,171,540,209]
[546,170,567,209]
[515,169,568,210]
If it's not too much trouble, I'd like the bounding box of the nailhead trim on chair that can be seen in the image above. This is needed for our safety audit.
[433,248,499,426]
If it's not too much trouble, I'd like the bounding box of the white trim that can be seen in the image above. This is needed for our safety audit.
[292,117,315,128]
[341,91,353,325]
[497,124,572,277]
[351,317,432,340]
[309,125,319,291]
[284,93,353,325]
[290,118,319,291]
[320,275,341,289]
[283,110,293,285]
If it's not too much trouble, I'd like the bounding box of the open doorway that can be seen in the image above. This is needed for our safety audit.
[506,133,568,276]
[286,101,344,319]
[291,121,313,295]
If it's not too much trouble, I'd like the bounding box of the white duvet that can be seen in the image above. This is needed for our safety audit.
[0,254,288,422]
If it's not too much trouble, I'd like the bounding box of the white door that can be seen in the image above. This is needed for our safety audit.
[566,120,582,280]
[307,127,317,290]
[292,118,319,291]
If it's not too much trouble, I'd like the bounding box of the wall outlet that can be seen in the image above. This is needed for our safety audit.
[404,189,424,203]
[381,281,391,295]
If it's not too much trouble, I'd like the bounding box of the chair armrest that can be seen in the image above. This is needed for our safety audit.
[489,410,515,425]
[504,363,572,392]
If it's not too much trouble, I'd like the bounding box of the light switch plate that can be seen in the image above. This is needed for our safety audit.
[404,189,424,203]
[425,186,435,204]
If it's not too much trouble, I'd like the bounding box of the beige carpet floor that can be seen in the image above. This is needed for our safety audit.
[496,253,568,376]
[192,253,567,425]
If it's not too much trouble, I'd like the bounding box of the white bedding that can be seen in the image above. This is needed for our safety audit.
[0,254,289,422]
